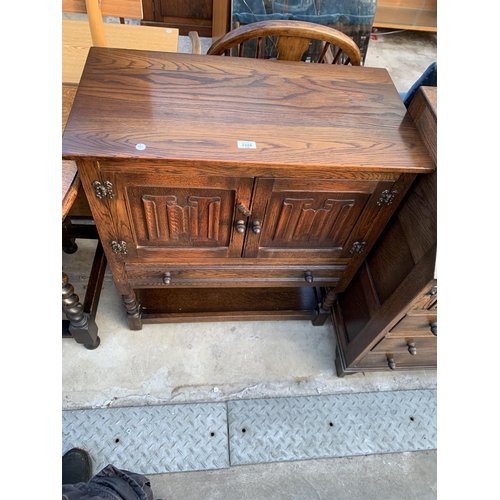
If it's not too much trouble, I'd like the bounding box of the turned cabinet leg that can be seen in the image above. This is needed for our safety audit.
[62,272,100,349]
[122,292,142,330]
[312,288,338,326]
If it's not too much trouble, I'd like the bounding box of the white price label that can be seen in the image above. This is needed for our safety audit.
[237,141,257,149]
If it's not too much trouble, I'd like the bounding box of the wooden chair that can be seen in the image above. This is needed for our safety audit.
[206,20,362,65]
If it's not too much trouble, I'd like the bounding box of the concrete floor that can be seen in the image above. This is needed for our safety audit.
[62,28,438,500]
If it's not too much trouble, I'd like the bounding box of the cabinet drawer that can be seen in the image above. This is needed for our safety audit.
[361,335,437,370]
[356,349,437,370]
[371,336,436,354]
[126,263,346,287]
[386,312,437,338]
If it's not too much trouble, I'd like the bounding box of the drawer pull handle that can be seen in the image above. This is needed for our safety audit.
[304,271,314,283]
[387,357,396,370]
[237,203,251,217]
[162,272,172,285]
[252,220,262,234]
[429,322,437,336]
[235,220,246,234]
[407,342,417,355]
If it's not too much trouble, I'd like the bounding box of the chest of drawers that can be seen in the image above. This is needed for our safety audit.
[332,87,437,374]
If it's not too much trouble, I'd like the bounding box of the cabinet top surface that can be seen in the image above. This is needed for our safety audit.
[62,47,434,173]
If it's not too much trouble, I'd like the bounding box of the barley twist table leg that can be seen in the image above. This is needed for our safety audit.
[62,272,100,349]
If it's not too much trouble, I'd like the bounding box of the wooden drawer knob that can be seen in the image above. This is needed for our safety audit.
[407,342,417,355]
[429,322,437,336]
[252,220,262,234]
[162,272,172,285]
[304,271,314,283]
[235,220,246,234]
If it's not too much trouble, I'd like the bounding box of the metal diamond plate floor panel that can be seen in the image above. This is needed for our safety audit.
[62,403,229,474]
[227,389,437,465]
[62,390,436,473]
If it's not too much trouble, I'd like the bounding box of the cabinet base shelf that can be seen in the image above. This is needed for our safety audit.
[134,286,324,326]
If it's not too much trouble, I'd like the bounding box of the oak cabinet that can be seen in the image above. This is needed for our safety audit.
[83,160,413,328]
[62,48,434,331]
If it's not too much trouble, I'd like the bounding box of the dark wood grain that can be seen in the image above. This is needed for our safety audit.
[332,86,437,374]
[140,0,230,38]
[386,312,438,337]
[62,48,434,174]
[125,262,345,287]
[355,349,437,370]
[141,0,213,36]
[65,49,435,331]
[370,336,436,353]
[366,217,415,304]
[137,286,319,323]
[336,269,372,343]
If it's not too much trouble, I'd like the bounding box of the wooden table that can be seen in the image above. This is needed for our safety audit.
[62,47,434,331]
[62,19,179,84]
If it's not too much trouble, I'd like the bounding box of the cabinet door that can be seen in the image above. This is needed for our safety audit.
[243,177,398,260]
[102,170,253,260]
